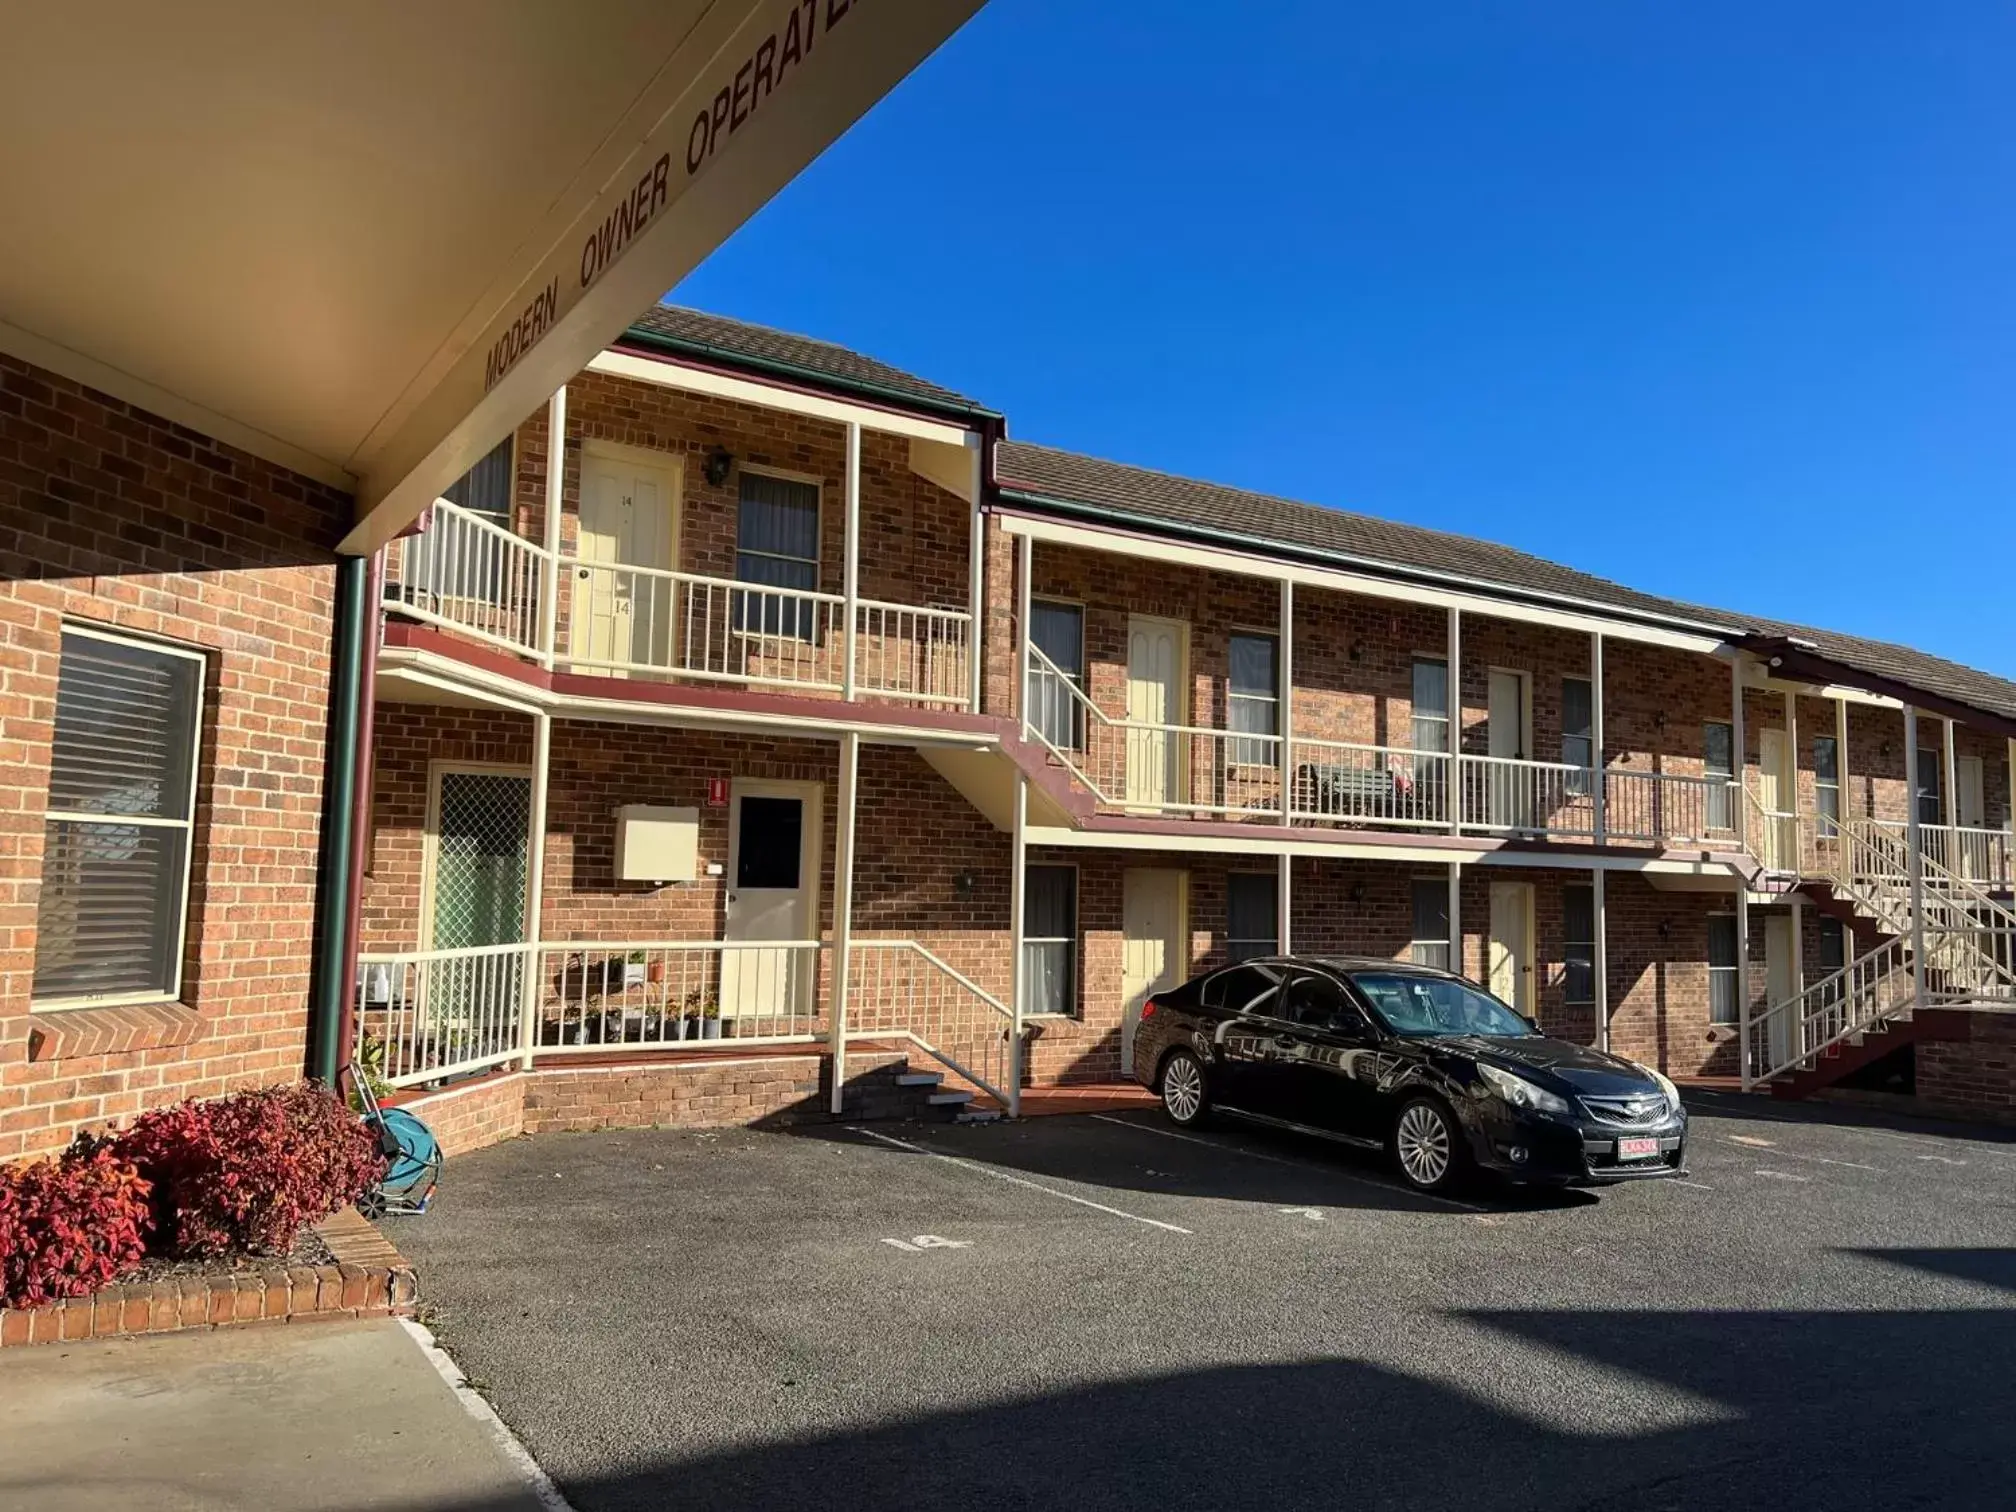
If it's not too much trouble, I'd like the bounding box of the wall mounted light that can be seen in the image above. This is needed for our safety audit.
[1348,882,1366,906]
[704,446,734,487]
[1348,639,1366,663]
[952,870,976,898]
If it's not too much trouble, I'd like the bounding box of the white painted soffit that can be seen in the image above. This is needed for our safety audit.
[0,1,982,547]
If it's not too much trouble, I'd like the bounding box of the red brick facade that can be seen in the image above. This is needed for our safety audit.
[0,353,350,1159]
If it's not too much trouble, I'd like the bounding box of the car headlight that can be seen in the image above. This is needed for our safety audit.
[1632,1062,1684,1116]
[1477,1062,1571,1116]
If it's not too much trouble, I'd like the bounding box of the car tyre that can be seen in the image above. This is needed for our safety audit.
[1159,1048,1210,1128]
[1392,1094,1470,1195]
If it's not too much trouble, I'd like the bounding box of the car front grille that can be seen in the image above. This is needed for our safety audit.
[1580,1094,1669,1128]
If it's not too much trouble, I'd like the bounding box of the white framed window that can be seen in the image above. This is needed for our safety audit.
[1562,883,1595,1005]
[1028,599,1086,751]
[1814,735,1840,836]
[33,625,206,1009]
[1411,658,1449,754]
[1704,721,1734,831]
[735,469,822,638]
[1023,864,1078,1017]
[1227,633,1279,767]
[1707,914,1740,1025]
[1562,676,1594,795]
[1226,872,1278,963]
[1410,877,1451,971]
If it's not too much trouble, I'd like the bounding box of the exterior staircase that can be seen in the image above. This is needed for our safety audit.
[1747,813,2016,1096]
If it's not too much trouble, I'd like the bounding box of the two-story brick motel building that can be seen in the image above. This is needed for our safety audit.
[6,306,2015,1159]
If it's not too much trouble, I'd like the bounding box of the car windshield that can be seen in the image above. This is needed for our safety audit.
[1349,972,1537,1039]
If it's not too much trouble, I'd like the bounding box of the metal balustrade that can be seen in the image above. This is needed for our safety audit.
[1600,769,1741,848]
[355,943,532,1087]
[1287,740,1450,827]
[1458,753,1598,837]
[382,502,544,657]
[845,940,1017,1108]
[380,500,973,708]
[534,940,826,1052]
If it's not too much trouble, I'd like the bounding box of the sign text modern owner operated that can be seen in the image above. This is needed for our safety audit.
[484,0,862,393]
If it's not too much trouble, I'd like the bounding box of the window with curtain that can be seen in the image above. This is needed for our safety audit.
[1814,735,1840,836]
[1226,873,1278,962]
[1562,677,1594,796]
[1228,633,1279,767]
[1704,721,1734,831]
[1707,915,1740,1024]
[1411,659,1449,753]
[1563,884,1595,1005]
[1410,877,1451,971]
[735,472,821,638]
[1028,600,1085,751]
[1023,865,1078,1017]
[33,627,205,1006]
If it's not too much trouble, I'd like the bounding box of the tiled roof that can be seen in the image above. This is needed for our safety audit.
[624,305,990,416]
[995,439,2016,725]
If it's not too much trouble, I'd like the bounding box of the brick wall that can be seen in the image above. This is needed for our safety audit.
[0,353,351,1159]
[1916,1018,2016,1126]
[390,1069,527,1157]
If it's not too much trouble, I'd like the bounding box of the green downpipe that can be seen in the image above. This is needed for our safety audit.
[309,553,368,1085]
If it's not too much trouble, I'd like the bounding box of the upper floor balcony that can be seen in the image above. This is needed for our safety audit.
[374,351,988,716]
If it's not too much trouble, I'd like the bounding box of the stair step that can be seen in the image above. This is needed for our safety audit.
[955,1109,1003,1125]
[894,1073,944,1088]
[927,1090,975,1106]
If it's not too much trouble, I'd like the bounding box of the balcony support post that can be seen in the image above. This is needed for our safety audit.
[842,421,861,701]
[1737,882,1753,1089]
[520,710,551,1070]
[1943,716,1959,873]
[1447,606,1463,834]
[1591,631,1606,845]
[539,386,565,667]
[1008,772,1028,1117]
[1905,706,1927,1010]
[1835,694,1850,844]
[1593,865,1608,1053]
[1016,531,1033,739]
[1448,860,1463,979]
[1277,852,1293,956]
[1784,687,1799,868]
[1278,579,1294,826]
[967,439,985,713]
[828,731,860,1114]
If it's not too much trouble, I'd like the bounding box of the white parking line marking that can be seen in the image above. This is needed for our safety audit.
[1915,1154,1967,1167]
[1716,1139,1882,1172]
[1754,1169,1810,1182]
[1087,1112,1487,1213]
[848,1126,1194,1235]
[1672,1179,1716,1191]
[1279,1206,1326,1221]
[1728,1134,1775,1147]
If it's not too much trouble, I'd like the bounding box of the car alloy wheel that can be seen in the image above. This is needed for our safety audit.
[1395,1099,1455,1190]
[1161,1051,1206,1126]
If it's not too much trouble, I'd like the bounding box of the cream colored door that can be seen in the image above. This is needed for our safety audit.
[576,447,679,672]
[722,780,820,1031]
[1486,669,1528,827]
[1125,615,1186,809]
[1120,869,1186,1076]
[1487,881,1534,1015]
[1764,914,1798,1067]
[1957,756,1987,877]
[1758,729,1793,871]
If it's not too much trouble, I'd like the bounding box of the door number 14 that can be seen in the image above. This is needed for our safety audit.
[881,1235,973,1253]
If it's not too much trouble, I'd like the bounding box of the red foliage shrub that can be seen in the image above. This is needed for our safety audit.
[0,1150,152,1309]
[112,1083,386,1258]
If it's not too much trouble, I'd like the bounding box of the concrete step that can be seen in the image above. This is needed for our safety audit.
[926,1089,974,1107]
[893,1072,944,1088]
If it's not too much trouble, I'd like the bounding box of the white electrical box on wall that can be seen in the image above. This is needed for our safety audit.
[614,805,699,884]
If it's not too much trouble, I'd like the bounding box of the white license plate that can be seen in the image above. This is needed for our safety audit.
[1616,1136,1662,1161]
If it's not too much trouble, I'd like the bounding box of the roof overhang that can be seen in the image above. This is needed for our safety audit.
[0,0,981,552]
[1738,637,2016,740]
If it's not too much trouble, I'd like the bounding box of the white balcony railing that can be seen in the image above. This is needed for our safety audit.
[1458,754,1598,837]
[1600,770,1741,848]
[534,940,826,1052]
[1288,740,1450,828]
[1868,820,2014,890]
[356,943,533,1087]
[382,500,974,709]
[382,504,544,659]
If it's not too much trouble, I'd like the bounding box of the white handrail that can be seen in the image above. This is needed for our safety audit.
[845,939,1017,1107]
[382,500,545,658]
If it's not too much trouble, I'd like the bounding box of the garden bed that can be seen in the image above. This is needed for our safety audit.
[0,1206,416,1348]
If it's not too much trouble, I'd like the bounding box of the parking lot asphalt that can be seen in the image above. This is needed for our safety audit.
[395,1093,2016,1512]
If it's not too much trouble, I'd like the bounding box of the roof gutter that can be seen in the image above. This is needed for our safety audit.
[994,485,1746,645]
[1739,635,2016,739]
[618,325,1002,427]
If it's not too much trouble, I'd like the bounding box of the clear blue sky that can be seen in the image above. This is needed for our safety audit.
[674,1,2016,677]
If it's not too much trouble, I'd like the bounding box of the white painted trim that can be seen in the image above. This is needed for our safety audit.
[586,349,974,446]
[0,316,355,490]
[829,733,860,1114]
[997,512,1727,654]
[1021,824,1747,876]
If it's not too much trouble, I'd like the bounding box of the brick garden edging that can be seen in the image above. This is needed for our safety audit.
[0,1206,416,1349]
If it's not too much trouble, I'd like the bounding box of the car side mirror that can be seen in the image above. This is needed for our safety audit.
[1329,1012,1373,1039]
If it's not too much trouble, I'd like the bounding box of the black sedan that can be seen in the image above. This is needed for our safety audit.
[1129,955,1687,1193]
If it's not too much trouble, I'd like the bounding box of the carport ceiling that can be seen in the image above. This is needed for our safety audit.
[0,1,979,544]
